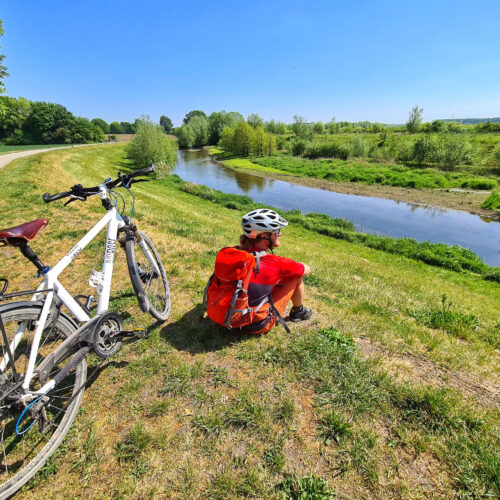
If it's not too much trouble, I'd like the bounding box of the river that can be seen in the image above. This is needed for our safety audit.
[173,150,500,267]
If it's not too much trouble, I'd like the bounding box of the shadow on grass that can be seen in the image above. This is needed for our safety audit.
[159,303,257,354]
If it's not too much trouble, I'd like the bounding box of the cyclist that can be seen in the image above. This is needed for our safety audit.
[238,208,312,334]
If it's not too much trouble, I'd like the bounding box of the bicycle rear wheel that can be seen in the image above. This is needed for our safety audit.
[125,231,171,322]
[0,302,87,498]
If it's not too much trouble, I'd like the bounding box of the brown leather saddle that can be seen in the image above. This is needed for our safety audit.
[0,219,49,244]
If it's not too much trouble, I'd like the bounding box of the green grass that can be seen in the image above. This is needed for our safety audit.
[2,143,499,499]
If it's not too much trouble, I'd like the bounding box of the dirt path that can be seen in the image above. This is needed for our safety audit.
[0,144,107,170]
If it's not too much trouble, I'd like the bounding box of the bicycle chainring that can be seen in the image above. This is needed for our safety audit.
[91,311,123,359]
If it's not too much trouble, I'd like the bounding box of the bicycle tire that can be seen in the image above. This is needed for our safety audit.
[0,302,87,498]
[125,231,171,322]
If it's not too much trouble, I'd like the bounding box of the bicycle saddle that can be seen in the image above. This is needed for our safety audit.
[0,219,49,242]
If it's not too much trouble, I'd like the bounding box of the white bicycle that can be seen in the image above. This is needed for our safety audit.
[0,164,170,497]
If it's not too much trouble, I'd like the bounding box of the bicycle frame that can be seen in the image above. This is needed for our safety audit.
[1,185,160,398]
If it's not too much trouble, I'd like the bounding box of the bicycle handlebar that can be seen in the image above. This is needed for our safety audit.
[42,164,156,203]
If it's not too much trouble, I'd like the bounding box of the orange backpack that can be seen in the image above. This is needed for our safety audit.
[203,247,262,329]
[204,246,291,333]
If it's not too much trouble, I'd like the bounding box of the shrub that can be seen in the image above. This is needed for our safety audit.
[483,267,500,283]
[304,142,351,160]
[481,192,500,210]
[462,179,497,190]
[291,138,308,156]
[351,135,369,157]
[126,115,177,176]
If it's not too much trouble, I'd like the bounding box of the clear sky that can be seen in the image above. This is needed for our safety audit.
[1,0,499,125]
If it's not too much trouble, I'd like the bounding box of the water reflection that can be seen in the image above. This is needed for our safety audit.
[173,150,500,266]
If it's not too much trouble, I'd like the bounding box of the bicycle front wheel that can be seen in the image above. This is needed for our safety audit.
[125,231,171,322]
[0,302,87,498]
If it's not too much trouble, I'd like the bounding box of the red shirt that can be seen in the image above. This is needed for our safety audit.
[247,249,305,307]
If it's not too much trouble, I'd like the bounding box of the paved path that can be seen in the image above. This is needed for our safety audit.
[0,144,104,170]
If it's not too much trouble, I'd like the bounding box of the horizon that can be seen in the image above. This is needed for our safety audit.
[1,1,499,125]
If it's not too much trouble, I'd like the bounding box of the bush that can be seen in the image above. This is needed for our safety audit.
[462,179,497,190]
[481,192,500,210]
[304,142,351,160]
[126,115,177,176]
[351,135,369,157]
[291,139,308,156]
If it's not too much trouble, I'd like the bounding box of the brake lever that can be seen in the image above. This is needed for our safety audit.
[64,195,85,206]
[130,179,150,184]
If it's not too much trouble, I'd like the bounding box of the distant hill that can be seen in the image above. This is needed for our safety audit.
[441,118,500,124]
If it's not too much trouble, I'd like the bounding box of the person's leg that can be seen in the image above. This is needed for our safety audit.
[271,277,301,316]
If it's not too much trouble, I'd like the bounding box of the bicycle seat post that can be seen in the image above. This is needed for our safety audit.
[10,238,48,276]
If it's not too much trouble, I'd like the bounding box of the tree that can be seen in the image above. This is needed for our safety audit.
[188,115,209,147]
[121,121,136,134]
[232,122,255,156]
[91,118,109,134]
[159,115,173,134]
[177,124,195,149]
[72,117,103,143]
[0,96,31,139]
[247,113,263,129]
[126,115,177,177]
[313,121,324,134]
[183,109,206,125]
[276,121,288,135]
[406,106,423,134]
[208,111,244,144]
[219,126,234,151]
[252,126,267,156]
[109,121,124,134]
[0,20,9,94]
[291,115,311,139]
[23,101,75,143]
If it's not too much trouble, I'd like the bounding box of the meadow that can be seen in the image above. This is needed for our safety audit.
[0,144,498,499]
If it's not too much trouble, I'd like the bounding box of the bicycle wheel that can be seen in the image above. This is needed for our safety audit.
[125,231,171,322]
[0,302,87,498]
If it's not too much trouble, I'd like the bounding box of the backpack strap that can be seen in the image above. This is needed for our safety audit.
[223,279,243,328]
[268,294,291,334]
[203,274,214,309]
[251,250,267,275]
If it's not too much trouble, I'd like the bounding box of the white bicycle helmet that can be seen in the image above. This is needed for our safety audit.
[241,208,288,238]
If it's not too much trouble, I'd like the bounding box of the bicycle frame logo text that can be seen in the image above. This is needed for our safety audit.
[105,238,116,264]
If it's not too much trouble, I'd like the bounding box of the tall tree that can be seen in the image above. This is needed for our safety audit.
[406,106,423,134]
[247,113,263,129]
[109,121,124,134]
[188,115,209,147]
[159,115,173,134]
[183,109,206,125]
[0,20,9,94]
[91,118,109,134]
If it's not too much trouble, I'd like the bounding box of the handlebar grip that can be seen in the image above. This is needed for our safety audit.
[130,164,155,177]
[42,191,72,203]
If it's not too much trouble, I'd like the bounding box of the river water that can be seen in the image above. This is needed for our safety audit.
[173,150,500,267]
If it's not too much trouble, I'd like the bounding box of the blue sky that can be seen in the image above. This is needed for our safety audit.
[1,0,499,125]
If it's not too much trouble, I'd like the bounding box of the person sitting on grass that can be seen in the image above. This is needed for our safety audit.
[237,208,312,335]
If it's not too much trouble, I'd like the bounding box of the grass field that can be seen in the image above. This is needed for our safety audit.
[1,144,498,499]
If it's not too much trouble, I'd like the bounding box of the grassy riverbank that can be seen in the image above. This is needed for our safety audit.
[1,144,499,499]
[209,147,500,219]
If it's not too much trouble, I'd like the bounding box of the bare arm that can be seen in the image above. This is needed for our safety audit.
[301,263,311,276]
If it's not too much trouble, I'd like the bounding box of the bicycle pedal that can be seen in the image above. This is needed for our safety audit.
[133,328,150,339]
[116,328,150,339]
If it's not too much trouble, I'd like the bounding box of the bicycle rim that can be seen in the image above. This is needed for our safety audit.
[0,302,87,498]
[126,231,171,322]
